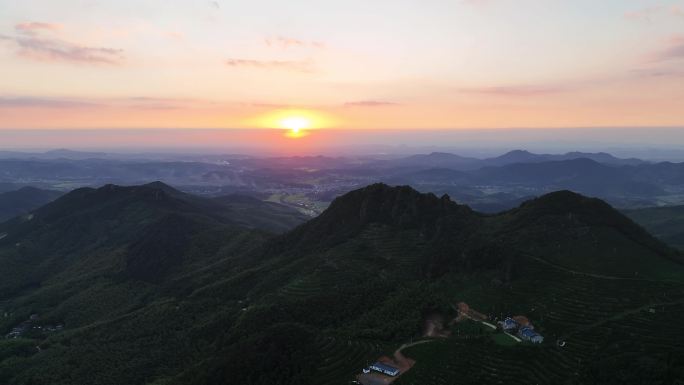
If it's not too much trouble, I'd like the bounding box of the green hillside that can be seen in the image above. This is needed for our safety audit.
[0,183,683,385]
[625,205,684,250]
[212,194,309,233]
[0,187,62,222]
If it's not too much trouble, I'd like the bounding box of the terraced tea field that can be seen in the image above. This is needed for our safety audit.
[314,336,388,385]
[393,257,684,385]
[278,230,684,385]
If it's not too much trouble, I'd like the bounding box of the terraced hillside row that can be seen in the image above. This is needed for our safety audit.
[394,257,684,385]
[314,336,388,385]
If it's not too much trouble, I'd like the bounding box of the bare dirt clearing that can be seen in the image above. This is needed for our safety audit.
[357,340,430,385]
[423,313,451,338]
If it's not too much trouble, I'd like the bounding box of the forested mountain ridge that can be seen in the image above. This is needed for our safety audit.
[0,183,682,385]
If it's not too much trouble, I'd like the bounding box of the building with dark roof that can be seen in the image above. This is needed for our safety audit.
[518,326,544,343]
[501,317,518,331]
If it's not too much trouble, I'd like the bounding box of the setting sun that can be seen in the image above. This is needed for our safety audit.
[280,116,310,137]
[248,108,336,138]
[280,117,310,132]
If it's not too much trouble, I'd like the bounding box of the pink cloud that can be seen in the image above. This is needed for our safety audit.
[646,35,684,63]
[240,102,292,109]
[631,68,684,78]
[15,40,124,65]
[460,85,567,97]
[225,58,313,72]
[344,100,400,107]
[625,6,665,21]
[625,5,684,21]
[1,22,123,65]
[123,97,199,110]
[265,36,325,49]
[14,22,62,35]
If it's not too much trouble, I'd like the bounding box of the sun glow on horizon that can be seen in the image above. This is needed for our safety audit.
[280,116,310,137]
[248,108,336,138]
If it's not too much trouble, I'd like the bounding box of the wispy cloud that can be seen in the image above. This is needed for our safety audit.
[123,97,196,110]
[630,68,684,78]
[265,36,325,49]
[209,1,220,9]
[225,58,313,72]
[626,6,665,21]
[344,100,400,107]
[240,102,293,109]
[625,5,684,22]
[646,35,684,63]
[14,22,62,34]
[0,96,205,110]
[0,97,98,109]
[0,22,124,65]
[460,85,567,97]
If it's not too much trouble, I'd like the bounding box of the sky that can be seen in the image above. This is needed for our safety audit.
[0,0,683,139]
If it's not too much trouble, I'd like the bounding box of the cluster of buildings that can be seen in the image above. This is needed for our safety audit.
[500,316,544,344]
[4,314,63,339]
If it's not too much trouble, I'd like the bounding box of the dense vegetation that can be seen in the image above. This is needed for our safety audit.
[626,205,684,250]
[0,182,682,385]
[0,187,62,222]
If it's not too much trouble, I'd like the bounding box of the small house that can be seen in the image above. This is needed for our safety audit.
[369,362,400,377]
[501,317,518,331]
[518,327,544,344]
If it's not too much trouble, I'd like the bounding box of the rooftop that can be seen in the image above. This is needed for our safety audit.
[370,362,400,373]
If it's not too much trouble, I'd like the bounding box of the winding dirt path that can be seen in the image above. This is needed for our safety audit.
[396,339,434,353]
[560,299,684,340]
[524,253,684,283]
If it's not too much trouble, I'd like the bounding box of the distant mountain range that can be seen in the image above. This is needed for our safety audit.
[486,149,645,166]
[0,148,653,164]
[1,148,684,214]
[386,149,646,171]
[387,157,682,206]
[0,149,109,160]
[0,182,682,385]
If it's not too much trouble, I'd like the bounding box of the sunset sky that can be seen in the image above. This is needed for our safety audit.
[1,0,684,133]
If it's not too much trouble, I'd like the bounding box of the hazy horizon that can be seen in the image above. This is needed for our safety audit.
[2,127,684,160]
